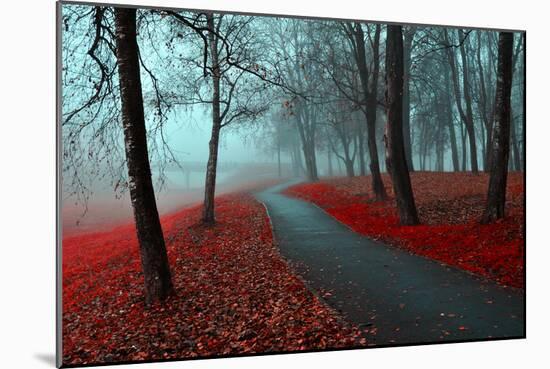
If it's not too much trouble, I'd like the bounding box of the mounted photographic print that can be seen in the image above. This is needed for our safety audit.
[57,0,526,367]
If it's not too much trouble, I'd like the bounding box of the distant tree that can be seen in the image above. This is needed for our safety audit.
[481,32,514,223]
[445,30,479,173]
[384,25,420,225]
[443,61,460,172]
[114,7,173,304]
[202,13,223,224]
[256,109,299,178]
[273,20,324,182]
[326,98,359,177]
[472,31,496,172]
[347,23,387,199]
[316,23,365,176]
[403,26,416,172]
[166,11,278,223]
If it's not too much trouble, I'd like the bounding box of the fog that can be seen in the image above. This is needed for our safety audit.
[62,113,287,235]
[61,6,524,236]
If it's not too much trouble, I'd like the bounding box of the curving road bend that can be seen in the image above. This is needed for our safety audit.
[256,180,525,346]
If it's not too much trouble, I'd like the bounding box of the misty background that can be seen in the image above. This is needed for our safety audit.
[61,5,524,235]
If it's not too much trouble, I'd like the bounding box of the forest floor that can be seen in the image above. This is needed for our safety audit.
[62,182,364,366]
[284,172,525,288]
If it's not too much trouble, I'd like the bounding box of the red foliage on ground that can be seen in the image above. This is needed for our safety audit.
[285,172,524,288]
[63,193,363,366]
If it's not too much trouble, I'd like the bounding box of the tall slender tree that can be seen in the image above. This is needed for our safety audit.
[403,27,416,172]
[385,25,420,225]
[202,13,222,224]
[349,23,387,200]
[114,7,173,304]
[445,30,479,173]
[509,35,525,171]
[443,63,460,171]
[167,12,274,223]
[481,32,514,223]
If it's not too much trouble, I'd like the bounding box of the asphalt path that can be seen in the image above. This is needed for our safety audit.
[256,180,525,346]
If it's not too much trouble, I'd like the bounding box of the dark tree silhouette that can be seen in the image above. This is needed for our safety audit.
[445,30,479,173]
[510,35,525,171]
[114,7,173,303]
[481,32,514,224]
[202,13,222,224]
[403,27,416,172]
[385,25,420,226]
[443,62,460,172]
[167,12,294,222]
[349,23,387,200]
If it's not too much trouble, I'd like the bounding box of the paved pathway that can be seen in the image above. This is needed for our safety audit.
[256,180,525,346]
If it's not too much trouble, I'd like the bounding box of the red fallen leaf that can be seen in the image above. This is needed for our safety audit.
[62,191,364,366]
[458,326,467,331]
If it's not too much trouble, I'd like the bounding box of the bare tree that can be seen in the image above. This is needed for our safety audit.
[403,27,416,172]
[326,99,359,177]
[481,32,514,223]
[445,29,479,173]
[61,5,175,304]
[385,25,420,225]
[202,13,223,224]
[345,23,387,199]
[114,8,174,304]
[443,63,460,171]
[269,19,324,181]
[167,11,273,223]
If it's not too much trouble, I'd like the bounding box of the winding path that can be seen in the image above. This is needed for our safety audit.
[256,180,525,346]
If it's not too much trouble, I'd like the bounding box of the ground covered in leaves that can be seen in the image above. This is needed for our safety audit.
[285,172,524,288]
[62,192,364,366]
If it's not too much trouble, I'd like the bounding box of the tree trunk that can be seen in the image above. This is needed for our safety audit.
[457,30,479,173]
[444,66,460,171]
[353,23,387,200]
[290,129,303,177]
[385,25,420,226]
[446,30,478,173]
[202,13,221,224]
[295,106,319,182]
[435,96,446,172]
[481,32,514,224]
[114,8,173,305]
[301,138,318,181]
[295,140,306,176]
[510,35,524,172]
[358,122,366,175]
[510,107,521,171]
[480,117,487,170]
[476,32,493,173]
[327,148,334,176]
[289,146,297,176]
[520,34,526,171]
[460,122,467,171]
[403,28,415,172]
[344,158,355,177]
